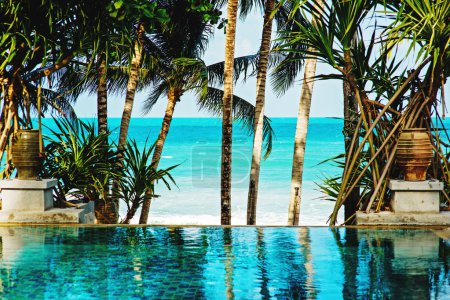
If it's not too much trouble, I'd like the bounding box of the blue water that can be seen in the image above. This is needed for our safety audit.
[41,117,345,225]
[0,226,448,299]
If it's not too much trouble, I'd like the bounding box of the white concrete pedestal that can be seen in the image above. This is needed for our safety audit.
[356,180,450,226]
[390,180,442,213]
[0,179,95,224]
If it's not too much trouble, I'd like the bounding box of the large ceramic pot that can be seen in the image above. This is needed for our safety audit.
[12,130,42,180]
[396,128,433,181]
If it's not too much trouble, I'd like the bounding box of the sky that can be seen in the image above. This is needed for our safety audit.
[72,9,449,119]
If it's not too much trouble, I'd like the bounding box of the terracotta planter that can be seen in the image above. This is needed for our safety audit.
[396,128,433,181]
[12,130,42,180]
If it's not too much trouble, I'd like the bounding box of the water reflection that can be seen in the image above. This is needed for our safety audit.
[0,227,448,299]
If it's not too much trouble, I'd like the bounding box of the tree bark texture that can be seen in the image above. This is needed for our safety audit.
[287,0,324,226]
[221,0,239,225]
[247,0,275,225]
[139,87,178,224]
[343,49,360,223]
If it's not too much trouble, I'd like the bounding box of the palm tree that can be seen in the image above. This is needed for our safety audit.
[54,1,272,224]
[116,0,219,150]
[279,0,450,225]
[287,0,324,225]
[0,0,97,129]
[118,22,145,150]
[97,54,108,134]
[277,0,377,224]
[221,0,239,225]
[137,2,274,224]
[246,0,276,225]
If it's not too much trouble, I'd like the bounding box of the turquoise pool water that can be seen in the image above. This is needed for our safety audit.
[0,227,448,299]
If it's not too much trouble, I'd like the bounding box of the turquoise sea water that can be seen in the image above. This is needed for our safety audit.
[0,227,448,299]
[42,117,344,225]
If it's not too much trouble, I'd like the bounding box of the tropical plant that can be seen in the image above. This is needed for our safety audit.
[278,0,325,226]
[0,0,100,162]
[215,0,292,226]
[42,118,120,217]
[280,0,450,225]
[132,1,274,224]
[55,0,222,223]
[246,0,276,225]
[42,118,177,223]
[53,0,274,224]
[276,0,381,224]
[221,0,239,225]
[116,0,219,152]
[117,139,177,224]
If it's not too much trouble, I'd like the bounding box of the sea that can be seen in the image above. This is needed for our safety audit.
[41,117,345,225]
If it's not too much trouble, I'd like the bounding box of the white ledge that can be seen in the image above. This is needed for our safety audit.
[0,179,58,190]
[389,179,443,191]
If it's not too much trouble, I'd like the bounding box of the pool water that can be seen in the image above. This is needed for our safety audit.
[0,227,448,299]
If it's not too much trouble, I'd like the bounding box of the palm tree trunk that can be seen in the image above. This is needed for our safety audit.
[246,0,275,225]
[94,54,111,224]
[118,23,145,150]
[221,0,239,226]
[343,49,360,223]
[138,87,178,224]
[287,0,324,226]
[97,54,108,134]
[102,23,144,224]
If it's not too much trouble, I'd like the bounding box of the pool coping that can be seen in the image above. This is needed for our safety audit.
[0,223,448,230]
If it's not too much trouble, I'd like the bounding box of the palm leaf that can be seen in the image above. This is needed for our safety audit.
[198,86,274,158]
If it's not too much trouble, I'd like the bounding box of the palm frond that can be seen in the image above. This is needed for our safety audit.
[207,54,260,87]
[198,86,274,158]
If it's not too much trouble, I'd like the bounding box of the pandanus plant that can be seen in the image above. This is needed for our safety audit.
[42,118,120,209]
[117,139,177,224]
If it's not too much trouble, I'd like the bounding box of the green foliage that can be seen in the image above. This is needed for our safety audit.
[386,0,450,67]
[42,118,119,203]
[42,118,177,222]
[315,152,374,206]
[0,0,100,122]
[187,0,222,24]
[55,0,275,158]
[117,139,177,223]
[107,0,169,24]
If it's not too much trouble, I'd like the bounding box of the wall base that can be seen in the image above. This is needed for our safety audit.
[356,211,450,226]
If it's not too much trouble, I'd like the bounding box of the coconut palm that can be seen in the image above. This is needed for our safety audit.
[284,0,324,226]
[136,1,274,224]
[277,0,378,224]
[59,1,274,224]
[246,0,276,225]
[116,1,219,150]
[219,0,290,226]
[221,0,239,225]
[245,0,306,225]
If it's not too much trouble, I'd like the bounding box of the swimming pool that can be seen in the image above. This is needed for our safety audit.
[0,227,448,299]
